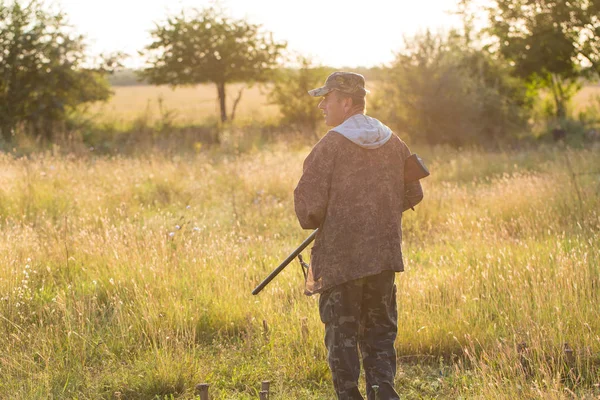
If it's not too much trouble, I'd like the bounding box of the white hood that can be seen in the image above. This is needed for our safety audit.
[331,114,393,149]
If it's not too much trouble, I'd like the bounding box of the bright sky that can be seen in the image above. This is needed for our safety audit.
[57,0,464,68]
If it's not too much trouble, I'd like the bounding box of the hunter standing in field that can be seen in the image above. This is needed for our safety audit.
[294,72,424,400]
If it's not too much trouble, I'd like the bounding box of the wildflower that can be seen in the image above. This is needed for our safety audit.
[169,232,175,237]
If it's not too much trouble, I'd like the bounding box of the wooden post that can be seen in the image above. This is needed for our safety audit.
[195,383,209,400]
[259,391,268,400]
[261,380,270,398]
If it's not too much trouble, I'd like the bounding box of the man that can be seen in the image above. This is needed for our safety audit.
[294,72,424,400]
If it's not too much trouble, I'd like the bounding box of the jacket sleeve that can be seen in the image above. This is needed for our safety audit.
[399,139,424,212]
[294,136,336,229]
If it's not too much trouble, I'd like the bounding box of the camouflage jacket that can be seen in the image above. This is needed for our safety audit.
[294,131,423,295]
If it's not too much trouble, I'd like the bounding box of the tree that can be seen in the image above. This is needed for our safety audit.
[484,0,600,118]
[0,0,115,143]
[372,30,532,146]
[140,6,286,123]
[268,57,332,135]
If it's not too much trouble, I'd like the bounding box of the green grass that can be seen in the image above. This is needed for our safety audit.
[0,143,599,399]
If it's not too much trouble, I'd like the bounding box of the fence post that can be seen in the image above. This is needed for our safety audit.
[261,380,271,399]
[195,383,209,400]
[259,391,268,400]
[261,380,270,393]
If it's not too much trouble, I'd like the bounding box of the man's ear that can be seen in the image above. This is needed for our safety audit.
[343,96,353,113]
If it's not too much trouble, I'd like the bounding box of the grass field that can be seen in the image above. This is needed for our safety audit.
[573,85,600,114]
[89,83,600,128]
[89,83,279,126]
[0,141,599,399]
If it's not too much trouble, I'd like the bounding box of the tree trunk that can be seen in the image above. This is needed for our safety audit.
[556,77,567,119]
[550,74,566,119]
[230,86,245,121]
[216,82,227,123]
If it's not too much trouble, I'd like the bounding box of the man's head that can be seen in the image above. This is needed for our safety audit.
[309,72,368,126]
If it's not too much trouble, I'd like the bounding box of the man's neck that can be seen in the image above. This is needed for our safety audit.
[342,108,365,123]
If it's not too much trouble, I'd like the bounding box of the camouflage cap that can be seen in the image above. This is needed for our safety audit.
[308,72,369,97]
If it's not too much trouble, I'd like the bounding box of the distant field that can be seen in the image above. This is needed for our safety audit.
[91,83,600,126]
[573,85,600,113]
[90,83,279,125]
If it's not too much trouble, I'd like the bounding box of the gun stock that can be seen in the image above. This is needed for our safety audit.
[404,154,430,183]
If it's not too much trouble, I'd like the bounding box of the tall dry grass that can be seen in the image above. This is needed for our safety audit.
[0,143,599,399]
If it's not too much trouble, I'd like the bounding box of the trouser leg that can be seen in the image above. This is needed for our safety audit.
[319,279,364,400]
[359,271,400,400]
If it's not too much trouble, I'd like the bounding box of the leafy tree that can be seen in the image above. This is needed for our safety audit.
[372,30,532,146]
[140,7,286,123]
[268,57,332,135]
[0,0,115,143]
[484,0,600,118]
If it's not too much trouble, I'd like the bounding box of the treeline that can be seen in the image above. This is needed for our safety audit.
[107,67,384,87]
[1,0,599,150]
[108,70,144,87]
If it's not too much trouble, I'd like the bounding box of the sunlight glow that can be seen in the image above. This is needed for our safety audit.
[58,0,463,68]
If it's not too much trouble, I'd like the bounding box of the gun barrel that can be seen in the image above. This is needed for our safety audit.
[252,229,319,295]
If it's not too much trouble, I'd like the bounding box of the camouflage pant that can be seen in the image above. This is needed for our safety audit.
[318,270,399,400]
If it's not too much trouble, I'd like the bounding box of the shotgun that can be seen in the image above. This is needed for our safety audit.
[251,153,429,295]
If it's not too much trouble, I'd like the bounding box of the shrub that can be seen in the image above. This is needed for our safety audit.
[0,0,116,144]
[268,57,332,136]
[372,30,533,146]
